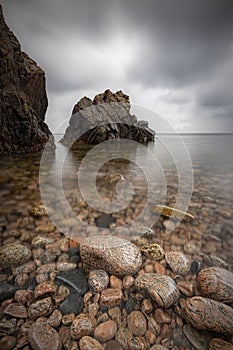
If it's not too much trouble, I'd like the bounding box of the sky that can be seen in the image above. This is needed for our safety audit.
[2,0,233,133]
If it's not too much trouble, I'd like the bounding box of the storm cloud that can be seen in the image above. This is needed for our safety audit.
[2,0,233,132]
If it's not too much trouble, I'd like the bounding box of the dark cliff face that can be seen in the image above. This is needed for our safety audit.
[60,89,155,146]
[0,5,55,154]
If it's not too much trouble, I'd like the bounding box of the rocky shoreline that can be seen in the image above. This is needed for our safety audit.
[0,208,233,350]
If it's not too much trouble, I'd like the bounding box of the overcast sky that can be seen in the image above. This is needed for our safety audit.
[2,0,233,133]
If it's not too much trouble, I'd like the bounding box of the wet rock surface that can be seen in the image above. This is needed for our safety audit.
[60,89,155,146]
[80,236,142,277]
[0,5,54,154]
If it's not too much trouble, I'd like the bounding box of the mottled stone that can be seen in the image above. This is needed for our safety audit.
[0,243,31,268]
[31,236,54,248]
[62,313,75,326]
[150,346,168,350]
[37,263,56,275]
[127,311,147,336]
[28,322,61,350]
[115,327,133,350]
[209,338,233,350]
[13,261,36,275]
[3,303,27,318]
[48,310,62,328]
[0,318,17,335]
[141,299,153,314]
[70,314,97,340]
[56,262,77,271]
[55,268,88,295]
[165,251,191,275]
[88,270,109,292]
[185,296,233,335]
[100,288,123,307]
[141,243,165,260]
[0,283,18,302]
[177,281,195,297]
[106,340,122,350]
[135,273,179,308]
[28,297,54,320]
[0,335,16,350]
[34,281,57,299]
[148,316,161,336]
[110,275,123,289]
[128,337,150,349]
[123,275,134,289]
[154,309,171,324]
[59,291,83,315]
[94,320,117,342]
[80,236,142,277]
[198,267,233,302]
[183,324,211,350]
[79,336,103,350]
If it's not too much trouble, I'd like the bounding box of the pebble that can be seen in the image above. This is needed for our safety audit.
[0,318,17,335]
[55,268,88,295]
[94,320,117,342]
[79,336,103,350]
[198,267,233,302]
[110,275,123,289]
[128,336,150,349]
[150,346,169,350]
[185,296,233,335]
[209,338,233,350]
[190,260,202,274]
[28,297,54,320]
[59,291,83,315]
[106,340,122,350]
[56,262,77,271]
[141,243,165,260]
[0,336,16,350]
[177,281,195,297]
[0,283,18,302]
[135,273,180,308]
[124,295,136,314]
[115,327,133,349]
[141,299,153,314]
[123,275,134,289]
[127,311,147,336]
[100,288,123,307]
[37,263,56,274]
[3,303,27,318]
[0,243,32,268]
[88,270,109,292]
[28,321,62,350]
[80,236,142,277]
[154,309,171,324]
[70,314,97,340]
[32,236,54,248]
[201,254,229,269]
[165,251,191,275]
[182,324,211,350]
[48,310,62,328]
[34,281,57,299]
[12,261,36,275]
[62,313,75,326]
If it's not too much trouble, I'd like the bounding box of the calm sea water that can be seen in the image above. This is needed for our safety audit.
[0,134,232,265]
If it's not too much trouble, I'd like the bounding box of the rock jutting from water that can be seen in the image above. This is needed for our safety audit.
[60,89,155,145]
[0,5,54,154]
[80,236,142,277]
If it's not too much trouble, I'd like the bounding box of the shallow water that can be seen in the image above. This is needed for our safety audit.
[0,134,233,267]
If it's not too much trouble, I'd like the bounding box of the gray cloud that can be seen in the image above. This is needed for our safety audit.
[1,0,233,132]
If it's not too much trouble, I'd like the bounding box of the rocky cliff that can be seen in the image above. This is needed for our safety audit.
[60,89,155,145]
[0,5,54,154]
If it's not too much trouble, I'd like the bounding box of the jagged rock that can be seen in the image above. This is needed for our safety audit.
[60,89,155,145]
[0,5,54,154]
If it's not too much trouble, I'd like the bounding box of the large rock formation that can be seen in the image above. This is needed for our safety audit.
[60,89,155,145]
[0,5,54,154]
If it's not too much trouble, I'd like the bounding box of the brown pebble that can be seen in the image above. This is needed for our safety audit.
[100,288,123,307]
[154,309,171,324]
[123,275,134,290]
[3,303,27,318]
[94,320,117,342]
[150,345,168,350]
[62,313,75,326]
[0,243,32,268]
[28,321,62,350]
[165,251,191,275]
[70,314,97,340]
[148,316,161,336]
[108,307,121,327]
[48,310,62,328]
[28,297,54,320]
[0,335,16,350]
[209,338,233,350]
[88,270,109,293]
[79,336,103,350]
[14,290,34,306]
[115,327,133,349]
[177,281,195,297]
[34,281,57,299]
[110,275,123,289]
[141,299,153,314]
[106,339,122,350]
[127,311,147,336]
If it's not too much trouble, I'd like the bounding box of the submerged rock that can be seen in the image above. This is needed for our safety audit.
[0,5,54,154]
[80,236,142,277]
[60,89,155,145]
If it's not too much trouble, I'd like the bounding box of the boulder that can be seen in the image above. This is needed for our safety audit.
[60,89,155,145]
[0,5,54,154]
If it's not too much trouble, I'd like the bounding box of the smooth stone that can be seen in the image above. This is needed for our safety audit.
[48,310,62,328]
[31,236,54,248]
[14,289,34,306]
[106,340,122,350]
[0,243,31,268]
[0,335,16,350]
[185,296,233,336]
[80,236,142,277]
[70,314,97,340]
[55,268,88,295]
[59,291,83,315]
[183,324,211,350]
[88,270,109,293]
[3,302,27,318]
[79,336,103,350]
[28,297,54,320]
[128,337,149,349]
[100,288,123,307]
[94,320,117,342]
[135,273,180,308]
[198,267,233,302]
[209,338,233,350]
[124,296,136,314]
[115,328,133,350]
[0,283,18,302]
[127,311,147,336]
[165,251,191,275]
[34,281,57,299]
[28,322,61,350]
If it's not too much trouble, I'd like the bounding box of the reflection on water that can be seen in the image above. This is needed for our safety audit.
[0,134,233,266]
